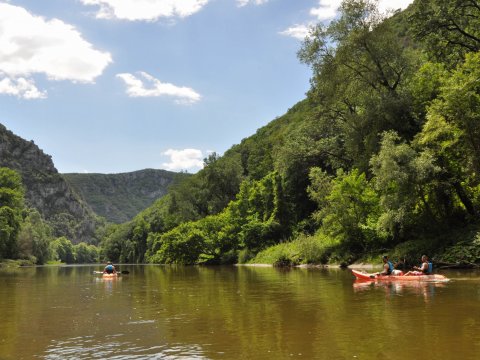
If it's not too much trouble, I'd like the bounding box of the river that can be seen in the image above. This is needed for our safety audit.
[0,265,479,359]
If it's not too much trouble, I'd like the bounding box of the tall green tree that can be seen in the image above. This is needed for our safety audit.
[309,168,381,252]
[370,131,442,239]
[74,242,99,263]
[16,209,53,264]
[0,167,25,259]
[409,0,480,66]
[416,52,480,217]
[298,0,418,172]
[49,236,75,263]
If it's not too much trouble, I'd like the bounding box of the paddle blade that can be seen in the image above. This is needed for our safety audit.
[120,270,130,274]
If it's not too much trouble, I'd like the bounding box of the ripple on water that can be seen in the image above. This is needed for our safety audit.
[42,335,209,360]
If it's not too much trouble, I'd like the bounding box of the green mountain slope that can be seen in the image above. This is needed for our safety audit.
[64,170,189,223]
[101,0,480,266]
[0,124,100,243]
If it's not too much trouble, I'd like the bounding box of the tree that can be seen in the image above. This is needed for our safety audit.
[416,52,480,217]
[0,167,25,259]
[201,152,244,214]
[310,168,381,251]
[370,131,442,239]
[298,0,419,173]
[149,222,205,265]
[49,236,75,263]
[409,0,480,66]
[100,223,131,262]
[74,242,99,263]
[16,209,53,264]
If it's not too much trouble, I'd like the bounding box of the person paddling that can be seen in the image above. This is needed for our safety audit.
[103,262,116,274]
[370,255,396,278]
[404,255,432,276]
[381,255,394,275]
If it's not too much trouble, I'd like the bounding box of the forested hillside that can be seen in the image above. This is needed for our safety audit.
[2,0,480,267]
[64,169,189,223]
[0,124,102,244]
[101,0,480,266]
[0,125,107,264]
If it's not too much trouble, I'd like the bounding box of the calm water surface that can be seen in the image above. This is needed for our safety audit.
[1,265,479,359]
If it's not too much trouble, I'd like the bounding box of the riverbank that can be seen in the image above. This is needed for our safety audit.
[0,259,36,268]
[245,223,480,269]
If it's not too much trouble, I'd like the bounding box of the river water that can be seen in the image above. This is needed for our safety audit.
[0,265,479,359]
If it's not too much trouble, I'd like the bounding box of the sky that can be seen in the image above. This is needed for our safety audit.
[0,0,414,174]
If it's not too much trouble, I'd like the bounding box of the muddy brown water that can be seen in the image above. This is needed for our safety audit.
[0,265,479,359]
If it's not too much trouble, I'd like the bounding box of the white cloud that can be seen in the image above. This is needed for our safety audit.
[310,0,340,21]
[0,3,112,99]
[378,0,414,13]
[310,0,414,21]
[116,71,201,104]
[279,24,311,41]
[237,0,269,7]
[0,76,46,99]
[162,149,204,171]
[281,0,414,39]
[80,0,209,21]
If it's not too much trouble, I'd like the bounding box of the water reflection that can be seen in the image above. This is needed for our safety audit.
[94,276,122,295]
[2,265,480,360]
[353,279,447,301]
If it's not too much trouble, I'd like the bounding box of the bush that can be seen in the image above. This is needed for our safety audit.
[252,242,299,266]
[294,233,334,264]
[250,232,340,266]
[390,239,440,265]
[439,232,480,265]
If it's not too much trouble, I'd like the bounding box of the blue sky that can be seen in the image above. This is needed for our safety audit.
[0,0,413,174]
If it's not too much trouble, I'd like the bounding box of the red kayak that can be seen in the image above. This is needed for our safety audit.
[352,269,450,282]
[102,272,120,279]
[93,271,121,279]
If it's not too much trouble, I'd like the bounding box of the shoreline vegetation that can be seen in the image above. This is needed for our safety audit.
[2,0,480,270]
[3,259,479,271]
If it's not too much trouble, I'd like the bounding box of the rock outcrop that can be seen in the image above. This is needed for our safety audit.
[0,124,99,243]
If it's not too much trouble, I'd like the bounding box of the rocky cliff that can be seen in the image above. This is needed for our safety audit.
[0,124,100,243]
[63,169,189,223]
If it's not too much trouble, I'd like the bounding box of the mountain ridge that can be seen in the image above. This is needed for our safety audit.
[0,123,100,243]
[63,169,189,223]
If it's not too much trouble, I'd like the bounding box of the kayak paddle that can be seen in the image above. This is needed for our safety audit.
[92,270,129,275]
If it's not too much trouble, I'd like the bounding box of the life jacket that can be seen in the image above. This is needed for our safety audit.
[422,262,433,275]
[105,264,114,274]
[387,261,394,275]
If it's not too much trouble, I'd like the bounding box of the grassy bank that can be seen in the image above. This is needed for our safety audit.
[0,259,37,268]
[249,224,480,268]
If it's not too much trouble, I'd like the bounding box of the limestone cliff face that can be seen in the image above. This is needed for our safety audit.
[0,124,99,243]
[64,169,188,223]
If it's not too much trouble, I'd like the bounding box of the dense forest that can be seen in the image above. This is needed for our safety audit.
[1,0,480,267]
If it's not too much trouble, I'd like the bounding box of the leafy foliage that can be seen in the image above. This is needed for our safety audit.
[0,168,25,259]
[90,0,480,266]
[409,0,480,66]
[49,236,75,264]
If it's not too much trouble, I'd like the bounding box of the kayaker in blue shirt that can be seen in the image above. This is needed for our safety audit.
[404,255,432,276]
[379,255,395,276]
[371,255,396,277]
[103,262,116,274]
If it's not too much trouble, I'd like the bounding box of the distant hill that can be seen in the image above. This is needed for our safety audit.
[0,124,100,243]
[63,169,190,223]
